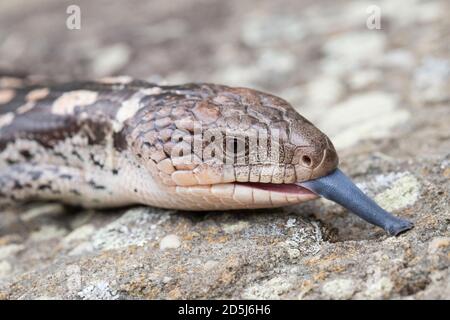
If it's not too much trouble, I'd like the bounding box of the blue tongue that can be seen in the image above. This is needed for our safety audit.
[298,169,413,236]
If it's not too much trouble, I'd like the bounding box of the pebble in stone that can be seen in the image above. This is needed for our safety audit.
[20,204,65,222]
[322,278,356,300]
[428,237,450,255]
[364,276,394,299]
[241,15,306,47]
[29,225,68,242]
[374,174,420,212]
[306,76,344,106]
[91,43,131,77]
[383,50,416,70]
[91,208,167,251]
[159,234,181,250]
[0,261,12,279]
[242,276,294,299]
[61,224,96,245]
[380,0,445,25]
[321,32,386,75]
[413,57,450,104]
[222,221,249,234]
[348,69,382,90]
[0,244,25,260]
[77,281,119,300]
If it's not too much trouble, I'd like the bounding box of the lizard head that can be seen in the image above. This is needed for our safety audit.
[127,83,338,210]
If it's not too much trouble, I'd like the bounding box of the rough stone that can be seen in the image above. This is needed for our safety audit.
[0,0,448,300]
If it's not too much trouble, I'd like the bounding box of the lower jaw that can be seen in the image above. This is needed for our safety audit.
[227,181,318,208]
[164,181,318,210]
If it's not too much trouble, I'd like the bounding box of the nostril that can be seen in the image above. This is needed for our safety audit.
[301,155,312,167]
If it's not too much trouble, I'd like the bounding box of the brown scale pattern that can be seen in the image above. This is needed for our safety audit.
[0,77,338,189]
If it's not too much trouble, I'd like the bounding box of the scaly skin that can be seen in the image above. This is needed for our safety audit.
[0,75,338,209]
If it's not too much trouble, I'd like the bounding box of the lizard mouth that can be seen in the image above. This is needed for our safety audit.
[235,182,315,195]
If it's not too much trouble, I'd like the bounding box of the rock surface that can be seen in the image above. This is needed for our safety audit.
[0,0,449,299]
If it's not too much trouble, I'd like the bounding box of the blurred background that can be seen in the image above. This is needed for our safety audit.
[0,0,448,157]
[0,0,449,300]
